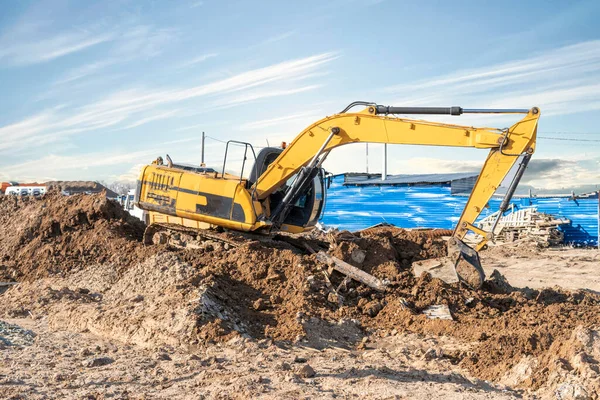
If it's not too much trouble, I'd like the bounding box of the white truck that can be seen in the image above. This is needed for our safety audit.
[124,189,144,221]
[5,186,47,197]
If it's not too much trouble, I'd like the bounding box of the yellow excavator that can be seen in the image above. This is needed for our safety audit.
[135,102,540,288]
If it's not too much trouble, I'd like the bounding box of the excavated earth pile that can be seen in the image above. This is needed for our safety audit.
[1,193,600,397]
[0,192,148,282]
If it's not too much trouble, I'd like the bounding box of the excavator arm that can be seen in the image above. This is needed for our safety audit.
[253,103,540,288]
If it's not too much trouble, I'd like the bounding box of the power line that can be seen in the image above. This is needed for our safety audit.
[540,131,600,136]
[538,136,600,142]
[205,135,227,144]
[205,135,266,149]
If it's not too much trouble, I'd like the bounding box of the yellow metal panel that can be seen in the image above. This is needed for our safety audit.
[139,164,260,230]
[280,223,307,234]
[197,195,207,206]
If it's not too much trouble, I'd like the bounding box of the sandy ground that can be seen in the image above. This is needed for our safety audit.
[482,248,600,292]
[1,318,518,400]
[2,194,600,399]
[1,247,598,399]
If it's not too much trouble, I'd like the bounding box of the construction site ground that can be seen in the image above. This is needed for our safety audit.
[1,193,600,399]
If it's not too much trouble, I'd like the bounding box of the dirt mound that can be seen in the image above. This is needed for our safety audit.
[0,193,147,281]
[2,198,600,396]
[45,180,118,197]
[328,227,447,281]
[1,224,449,347]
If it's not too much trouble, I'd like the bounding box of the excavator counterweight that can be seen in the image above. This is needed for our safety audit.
[135,102,540,289]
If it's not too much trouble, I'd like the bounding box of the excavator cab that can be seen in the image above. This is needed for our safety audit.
[250,147,326,232]
[276,170,325,231]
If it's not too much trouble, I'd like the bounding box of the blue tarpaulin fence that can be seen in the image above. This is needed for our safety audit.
[320,175,599,246]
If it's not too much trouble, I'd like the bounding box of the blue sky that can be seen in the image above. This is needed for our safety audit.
[0,0,599,190]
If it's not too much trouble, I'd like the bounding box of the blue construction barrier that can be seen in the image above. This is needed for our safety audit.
[321,175,599,246]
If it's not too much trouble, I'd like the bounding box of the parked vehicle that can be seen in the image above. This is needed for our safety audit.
[5,186,47,197]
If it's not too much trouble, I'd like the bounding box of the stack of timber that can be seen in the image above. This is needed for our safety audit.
[478,206,570,246]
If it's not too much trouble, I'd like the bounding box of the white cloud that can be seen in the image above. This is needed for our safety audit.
[112,25,177,59]
[0,134,227,182]
[170,52,337,101]
[0,13,176,70]
[0,111,54,145]
[0,149,159,181]
[173,121,230,132]
[217,85,322,108]
[160,137,203,145]
[388,157,482,174]
[239,111,322,131]
[53,60,116,85]
[519,156,600,189]
[325,150,600,189]
[385,40,600,118]
[111,163,146,182]
[178,53,218,69]
[0,52,337,155]
[119,110,180,130]
[257,31,295,46]
[0,28,113,66]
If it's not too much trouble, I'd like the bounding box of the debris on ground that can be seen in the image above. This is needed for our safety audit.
[477,206,570,247]
[0,320,36,347]
[422,304,453,320]
[82,356,115,368]
[297,363,316,378]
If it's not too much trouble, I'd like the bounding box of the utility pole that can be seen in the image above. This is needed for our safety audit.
[366,144,369,174]
[201,131,206,167]
[382,144,387,181]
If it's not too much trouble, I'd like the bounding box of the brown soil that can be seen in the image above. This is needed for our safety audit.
[0,193,149,281]
[1,193,600,397]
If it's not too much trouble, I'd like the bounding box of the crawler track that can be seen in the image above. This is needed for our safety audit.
[143,223,329,253]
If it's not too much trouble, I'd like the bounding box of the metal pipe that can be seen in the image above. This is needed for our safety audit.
[376,106,464,115]
[201,132,205,166]
[339,101,533,116]
[374,105,531,116]
[340,101,375,113]
[316,150,331,168]
[489,154,532,236]
[462,108,530,114]
[382,144,387,181]
[308,129,337,168]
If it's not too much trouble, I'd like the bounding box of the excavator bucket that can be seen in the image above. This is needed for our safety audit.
[448,238,485,289]
[412,238,485,289]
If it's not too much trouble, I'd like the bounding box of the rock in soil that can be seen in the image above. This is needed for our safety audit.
[0,320,36,347]
[83,357,114,368]
[297,364,316,378]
